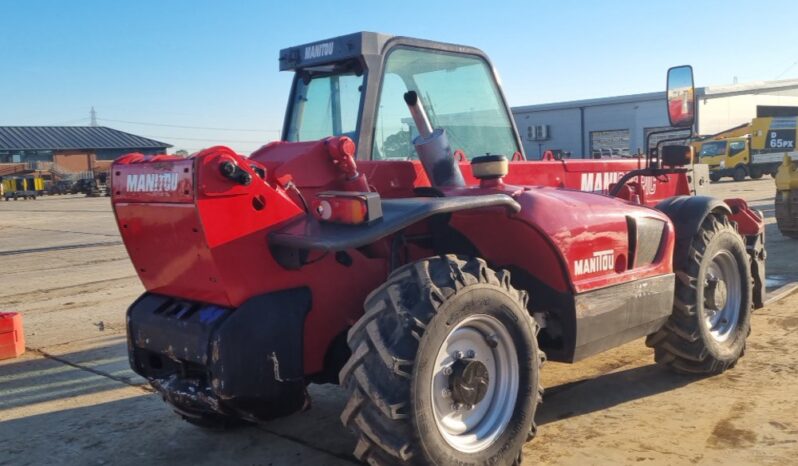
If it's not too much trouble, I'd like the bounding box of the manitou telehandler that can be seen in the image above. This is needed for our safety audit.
[112,32,765,465]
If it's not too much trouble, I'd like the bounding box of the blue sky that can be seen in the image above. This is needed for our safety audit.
[2,0,797,154]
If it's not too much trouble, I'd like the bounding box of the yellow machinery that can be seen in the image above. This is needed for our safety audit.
[2,176,44,200]
[692,117,797,182]
[775,154,798,239]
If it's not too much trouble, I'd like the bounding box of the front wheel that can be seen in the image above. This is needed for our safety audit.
[340,256,543,466]
[733,166,747,182]
[709,172,721,183]
[646,213,752,374]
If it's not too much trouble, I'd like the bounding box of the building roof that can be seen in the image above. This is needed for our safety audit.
[0,126,172,151]
[512,78,798,114]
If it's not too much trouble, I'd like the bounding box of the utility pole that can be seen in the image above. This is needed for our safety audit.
[90,107,97,127]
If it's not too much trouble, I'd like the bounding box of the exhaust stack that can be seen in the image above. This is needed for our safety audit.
[403,91,465,188]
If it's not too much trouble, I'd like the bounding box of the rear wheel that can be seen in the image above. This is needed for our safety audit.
[733,166,747,182]
[340,256,543,466]
[749,167,763,179]
[646,213,752,374]
[709,172,721,183]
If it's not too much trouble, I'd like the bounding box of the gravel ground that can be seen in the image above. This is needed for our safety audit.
[1,179,796,466]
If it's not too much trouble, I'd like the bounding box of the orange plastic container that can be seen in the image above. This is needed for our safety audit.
[0,312,25,360]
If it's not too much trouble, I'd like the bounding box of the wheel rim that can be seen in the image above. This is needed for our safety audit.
[430,314,519,453]
[703,250,742,342]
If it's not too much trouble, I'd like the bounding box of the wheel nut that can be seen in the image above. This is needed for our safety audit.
[466,350,475,358]
[441,388,452,398]
[451,403,462,411]
[453,350,464,360]
[442,366,453,376]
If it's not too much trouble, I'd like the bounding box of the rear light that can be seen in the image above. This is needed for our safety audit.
[311,191,382,225]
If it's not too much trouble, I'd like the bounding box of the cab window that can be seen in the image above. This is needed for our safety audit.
[286,66,364,142]
[372,47,519,160]
[728,141,746,156]
[699,141,727,157]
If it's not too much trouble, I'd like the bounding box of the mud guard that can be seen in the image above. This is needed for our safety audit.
[269,194,520,253]
[656,195,765,309]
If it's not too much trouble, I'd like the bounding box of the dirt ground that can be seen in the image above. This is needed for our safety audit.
[1,178,797,465]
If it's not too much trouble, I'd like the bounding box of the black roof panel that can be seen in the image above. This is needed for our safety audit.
[279,31,393,71]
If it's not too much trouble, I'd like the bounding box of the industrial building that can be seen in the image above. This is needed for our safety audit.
[512,78,798,159]
[0,126,171,177]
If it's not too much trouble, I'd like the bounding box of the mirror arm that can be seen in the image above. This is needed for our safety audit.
[644,126,694,169]
[644,128,675,169]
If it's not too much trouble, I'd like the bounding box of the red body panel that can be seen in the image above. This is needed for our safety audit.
[445,184,674,294]
[357,158,690,207]
[113,146,387,373]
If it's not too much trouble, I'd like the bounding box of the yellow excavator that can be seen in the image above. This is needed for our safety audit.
[775,154,798,239]
[692,117,797,182]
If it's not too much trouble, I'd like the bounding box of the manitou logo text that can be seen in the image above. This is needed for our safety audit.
[125,173,179,193]
[580,172,656,195]
[574,250,615,276]
[304,42,334,60]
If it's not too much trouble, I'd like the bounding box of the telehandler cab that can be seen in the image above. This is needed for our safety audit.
[112,32,765,465]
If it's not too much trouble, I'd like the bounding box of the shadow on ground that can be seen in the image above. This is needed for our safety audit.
[0,394,355,466]
[0,338,135,412]
[537,363,703,425]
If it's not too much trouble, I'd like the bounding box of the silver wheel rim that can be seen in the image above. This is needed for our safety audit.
[703,250,742,342]
[430,314,519,453]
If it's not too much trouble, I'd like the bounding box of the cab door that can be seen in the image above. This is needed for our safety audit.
[727,139,748,167]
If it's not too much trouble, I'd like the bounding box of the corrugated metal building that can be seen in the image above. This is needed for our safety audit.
[512,78,798,159]
[0,127,171,173]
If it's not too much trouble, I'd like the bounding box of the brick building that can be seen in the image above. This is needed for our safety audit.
[0,126,171,177]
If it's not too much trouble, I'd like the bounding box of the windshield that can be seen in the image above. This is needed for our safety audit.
[286,69,364,142]
[372,47,519,160]
[699,141,727,157]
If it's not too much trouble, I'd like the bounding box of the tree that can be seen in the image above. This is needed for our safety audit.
[382,129,413,159]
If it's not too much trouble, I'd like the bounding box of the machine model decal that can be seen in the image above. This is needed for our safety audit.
[125,173,179,193]
[766,130,795,151]
[580,172,657,195]
[304,42,335,60]
[574,249,616,276]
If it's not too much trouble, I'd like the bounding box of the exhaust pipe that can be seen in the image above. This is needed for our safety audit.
[403,91,465,188]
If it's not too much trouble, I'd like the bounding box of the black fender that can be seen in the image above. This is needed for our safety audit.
[269,194,520,253]
[655,195,731,270]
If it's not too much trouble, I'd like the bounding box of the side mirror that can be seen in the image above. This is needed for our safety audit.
[661,145,693,167]
[666,65,695,128]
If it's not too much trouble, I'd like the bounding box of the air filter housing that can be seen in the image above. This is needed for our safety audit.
[471,154,509,180]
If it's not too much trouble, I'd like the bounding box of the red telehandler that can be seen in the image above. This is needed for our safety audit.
[111,32,765,465]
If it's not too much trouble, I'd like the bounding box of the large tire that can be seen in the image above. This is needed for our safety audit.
[340,256,543,466]
[646,213,752,374]
[733,165,747,182]
[709,172,721,183]
[749,166,763,180]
